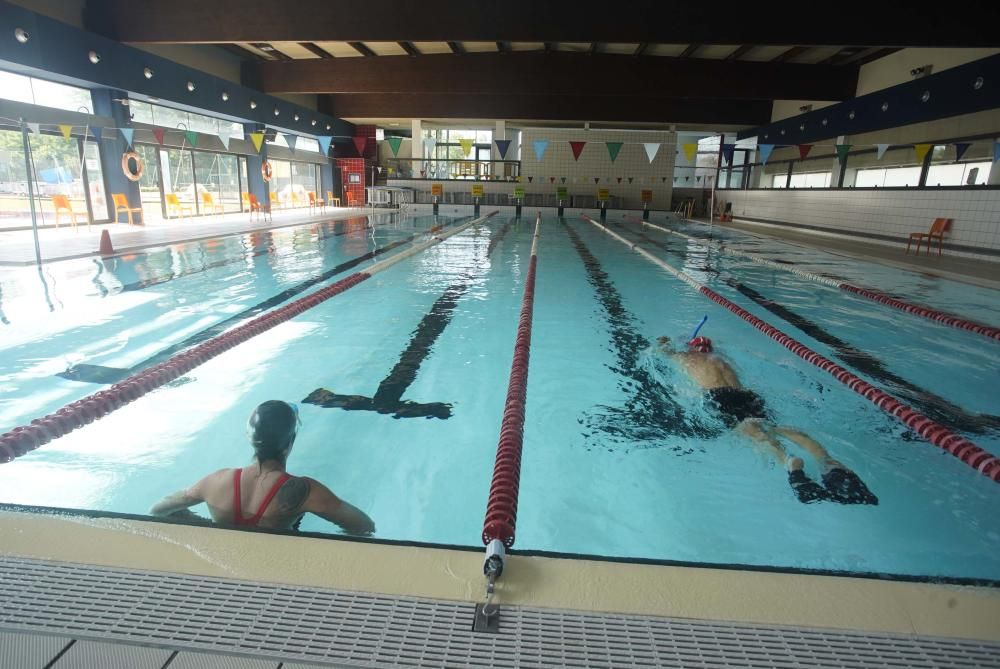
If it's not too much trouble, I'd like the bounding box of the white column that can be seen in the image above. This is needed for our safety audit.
[988,148,1000,185]
[831,135,846,188]
[493,120,506,160]
[411,119,422,179]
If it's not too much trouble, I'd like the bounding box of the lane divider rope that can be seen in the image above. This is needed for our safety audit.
[483,213,542,547]
[586,215,1000,483]
[625,215,1000,343]
[0,212,499,465]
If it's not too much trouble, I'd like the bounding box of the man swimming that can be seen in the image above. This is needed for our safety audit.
[658,335,877,505]
[151,400,376,534]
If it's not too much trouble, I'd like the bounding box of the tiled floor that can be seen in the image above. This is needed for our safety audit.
[0,207,374,266]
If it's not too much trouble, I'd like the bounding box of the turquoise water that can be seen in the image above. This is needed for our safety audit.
[1,211,998,582]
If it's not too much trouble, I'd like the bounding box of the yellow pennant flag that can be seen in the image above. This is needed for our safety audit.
[250,132,265,152]
[682,143,698,162]
[58,124,73,140]
[913,143,933,162]
[459,138,474,156]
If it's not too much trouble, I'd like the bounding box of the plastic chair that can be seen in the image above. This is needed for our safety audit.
[290,191,305,208]
[347,193,361,207]
[51,195,88,229]
[248,193,271,222]
[165,193,194,218]
[201,191,225,214]
[308,191,325,211]
[112,193,143,226]
[270,190,281,209]
[906,217,952,256]
[327,190,341,207]
[241,192,252,211]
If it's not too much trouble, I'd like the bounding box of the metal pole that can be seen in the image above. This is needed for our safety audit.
[708,175,715,240]
[21,120,42,267]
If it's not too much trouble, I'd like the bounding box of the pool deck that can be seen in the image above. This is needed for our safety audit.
[687,216,1000,291]
[0,206,378,266]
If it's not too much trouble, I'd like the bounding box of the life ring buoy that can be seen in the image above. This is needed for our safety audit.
[261,160,273,182]
[121,151,144,182]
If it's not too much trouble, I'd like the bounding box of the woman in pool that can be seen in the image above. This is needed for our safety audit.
[658,335,878,506]
[151,400,375,534]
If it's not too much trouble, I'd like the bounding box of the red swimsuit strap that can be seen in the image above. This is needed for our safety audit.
[233,468,293,527]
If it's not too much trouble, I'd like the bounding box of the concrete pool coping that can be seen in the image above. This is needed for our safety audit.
[1,510,998,643]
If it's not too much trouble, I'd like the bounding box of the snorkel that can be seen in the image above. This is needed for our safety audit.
[687,316,713,353]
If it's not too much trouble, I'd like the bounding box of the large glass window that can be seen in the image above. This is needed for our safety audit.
[129,100,242,138]
[266,134,321,153]
[855,166,923,188]
[421,128,494,179]
[0,69,93,113]
[82,141,107,220]
[265,159,320,207]
[133,144,164,222]
[161,148,197,213]
[193,151,241,213]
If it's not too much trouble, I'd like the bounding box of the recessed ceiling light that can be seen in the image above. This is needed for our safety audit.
[221,91,229,101]
[294,113,300,121]
[274,108,280,116]
[311,120,317,126]
[250,100,257,109]
[325,124,331,130]
[974,76,984,90]
[14,28,29,43]
[143,66,154,79]
[186,81,196,92]
[88,50,101,64]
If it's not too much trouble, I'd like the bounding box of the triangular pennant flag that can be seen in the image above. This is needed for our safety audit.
[560,177,566,183]
[527,176,533,183]
[696,176,702,183]
[284,134,298,152]
[91,126,102,141]
[495,139,511,159]
[318,136,333,155]
[628,177,634,184]
[27,123,40,135]
[423,138,436,154]
[184,130,199,147]
[570,141,586,161]
[377,166,383,173]
[458,138,474,156]
[120,128,134,147]
[682,143,697,162]
[662,177,667,183]
[616,177,622,183]
[759,144,775,165]
[250,132,265,152]
[549,176,555,183]
[797,144,812,160]
[593,177,600,184]
[606,142,623,162]
[532,139,549,160]
[218,132,231,150]
[914,143,932,162]
[953,142,971,162]
[387,136,403,157]
[643,142,660,163]
[994,140,1000,164]
[152,128,166,145]
[353,136,368,156]
[876,143,890,160]
[835,144,852,164]
[58,125,72,140]
[722,143,736,166]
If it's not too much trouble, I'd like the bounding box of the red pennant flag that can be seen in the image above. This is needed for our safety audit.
[353,136,368,156]
[797,144,813,160]
[570,141,586,161]
[549,176,555,183]
[152,128,166,145]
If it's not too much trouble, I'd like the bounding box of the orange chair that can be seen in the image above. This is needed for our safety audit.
[308,191,325,211]
[112,193,143,225]
[201,191,225,214]
[51,195,88,229]
[165,193,193,218]
[347,193,361,207]
[248,193,271,222]
[907,217,952,256]
[327,190,341,207]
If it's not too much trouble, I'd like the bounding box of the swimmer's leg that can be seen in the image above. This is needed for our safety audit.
[773,426,877,505]
[739,421,828,503]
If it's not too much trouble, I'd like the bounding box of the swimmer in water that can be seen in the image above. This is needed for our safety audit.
[658,336,877,505]
[151,400,376,533]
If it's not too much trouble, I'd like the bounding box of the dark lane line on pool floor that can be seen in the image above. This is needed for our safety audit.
[617,222,1000,437]
[560,219,720,448]
[304,218,517,420]
[57,218,470,385]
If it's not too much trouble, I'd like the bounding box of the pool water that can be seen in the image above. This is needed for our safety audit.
[1,210,998,582]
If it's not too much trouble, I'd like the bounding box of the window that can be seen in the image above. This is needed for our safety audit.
[855,166,923,187]
[420,128,495,179]
[0,69,93,113]
[129,100,243,138]
[267,134,320,153]
[789,172,832,188]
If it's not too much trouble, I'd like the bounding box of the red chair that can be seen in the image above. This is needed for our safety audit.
[906,217,952,256]
[248,193,270,222]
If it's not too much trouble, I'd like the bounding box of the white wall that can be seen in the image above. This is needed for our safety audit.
[722,189,1000,262]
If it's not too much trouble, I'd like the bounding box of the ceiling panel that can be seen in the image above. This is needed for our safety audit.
[557,42,592,53]
[645,44,687,57]
[697,45,739,59]
[793,45,846,64]
[461,41,499,52]
[364,41,408,56]
[411,41,453,54]
[601,42,638,54]
[237,42,273,58]
[740,45,791,61]
[510,42,545,51]
[272,42,322,59]
[312,41,363,57]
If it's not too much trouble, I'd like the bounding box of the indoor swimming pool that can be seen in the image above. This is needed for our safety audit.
[0,210,998,583]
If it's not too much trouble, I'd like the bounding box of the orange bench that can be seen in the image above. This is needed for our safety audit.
[906,217,952,256]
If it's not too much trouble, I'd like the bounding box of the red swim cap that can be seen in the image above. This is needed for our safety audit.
[687,336,713,353]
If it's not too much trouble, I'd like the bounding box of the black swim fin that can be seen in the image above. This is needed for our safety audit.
[822,468,879,505]
[788,469,830,504]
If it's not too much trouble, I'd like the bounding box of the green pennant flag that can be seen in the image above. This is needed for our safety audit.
[387,136,403,157]
[606,142,623,163]
[184,130,199,147]
[835,144,851,164]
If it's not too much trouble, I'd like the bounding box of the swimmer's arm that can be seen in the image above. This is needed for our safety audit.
[301,478,375,536]
[656,336,681,358]
[149,475,210,518]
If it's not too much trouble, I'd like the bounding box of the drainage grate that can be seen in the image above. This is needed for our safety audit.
[0,556,996,668]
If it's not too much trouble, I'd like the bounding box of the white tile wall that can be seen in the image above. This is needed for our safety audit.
[722,189,1000,263]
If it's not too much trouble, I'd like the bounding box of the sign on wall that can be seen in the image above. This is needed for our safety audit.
[640,189,653,202]
[597,188,610,201]
[471,184,484,198]
[556,187,568,200]
[431,183,443,197]
[514,187,525,199]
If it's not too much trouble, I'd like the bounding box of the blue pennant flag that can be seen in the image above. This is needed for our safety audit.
[758,144,775,165]
[120,128,134,147]
[995,140,1000,164]
[953,142,971,162]
[495,139,512,159]
[317,136,333,156]
[285,134,298,152]
[91,126,102,141]
[722,143,736,166]
[532,139,549,161]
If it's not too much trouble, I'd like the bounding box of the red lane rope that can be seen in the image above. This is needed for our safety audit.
[697,285,1000,483]
[0,272,371,464]
[838,283,1000,342]
[482,221,541,547]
